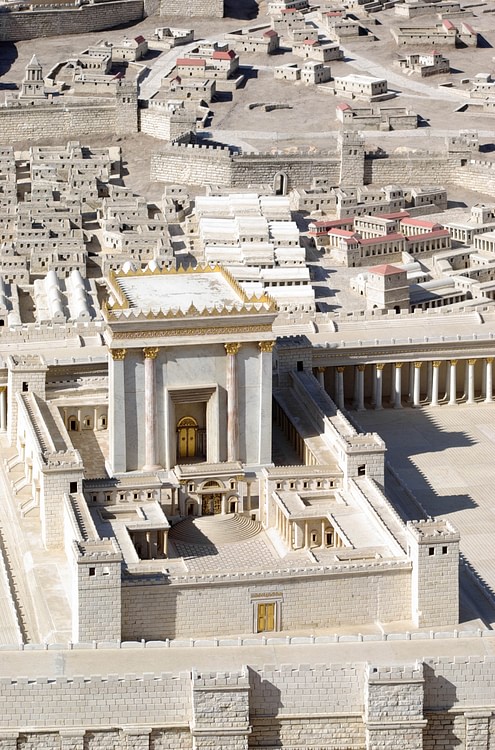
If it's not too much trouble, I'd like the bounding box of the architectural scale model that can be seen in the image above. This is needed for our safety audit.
[0,0,495,747]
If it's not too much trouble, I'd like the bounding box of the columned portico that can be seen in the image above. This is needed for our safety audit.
[225,343,240,463]
[109,348,127,474]
[143,347,161,471]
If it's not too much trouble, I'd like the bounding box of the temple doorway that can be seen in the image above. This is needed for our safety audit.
[201,494,222,516]
[177,416,198,459]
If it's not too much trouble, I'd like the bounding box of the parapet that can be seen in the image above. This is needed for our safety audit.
[75,537,122,563]
[366,662,424,682]
[407,518,460,543]
[8,353,47,370]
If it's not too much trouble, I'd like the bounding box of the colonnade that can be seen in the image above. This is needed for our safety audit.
[274,504,343,550]
[318,357,495,411]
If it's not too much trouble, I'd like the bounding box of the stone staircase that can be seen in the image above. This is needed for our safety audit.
[169,513,262,547]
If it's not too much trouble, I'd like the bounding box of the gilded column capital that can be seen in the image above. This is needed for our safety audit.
[336,366,345,374]
[450,359,458,366]
[414,361,423,368]
[225,343,241,356]
[111,348,127,361]
[376,363,385,371]
[317,366,326,373]
[468,358,477,366]
[394,362,404,369]
[258,341,275,353]
[486,357,494,364]
[143,347,159,360]
[357,364,366,372]
[432,360,442,368]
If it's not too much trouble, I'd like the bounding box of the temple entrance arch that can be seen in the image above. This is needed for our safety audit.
[200,479,224,516]
[177,416,198,459]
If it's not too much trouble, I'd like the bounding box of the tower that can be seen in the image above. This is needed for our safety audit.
[19,55,46,102]
[338,130,365,186]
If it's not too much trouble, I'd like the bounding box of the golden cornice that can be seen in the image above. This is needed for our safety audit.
[106,263,277,315]
[111,324,273,340]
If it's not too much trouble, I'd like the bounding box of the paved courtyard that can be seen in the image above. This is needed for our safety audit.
[355,402,495,618]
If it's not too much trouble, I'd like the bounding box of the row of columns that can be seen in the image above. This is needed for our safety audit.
[319,357,495,411]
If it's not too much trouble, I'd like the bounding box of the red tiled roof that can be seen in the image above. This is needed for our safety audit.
[177,58,206,66]
[406,229,450,240]
[336,102,352,111]
[400,218,443,229]
[442,19,455,31]
[370,264,402,275]
[134,35,146,43]
[359,233,404,245]
[212,49,236,60]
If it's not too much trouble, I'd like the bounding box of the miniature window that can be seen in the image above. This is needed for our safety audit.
[276,482,282,490]
[442,546,448,555]
[89,567,96,576]
[69,481,77,494]
[358,465,366,477]
[22,382,28,392]
[429,547,435,556]
[188,483,194,492]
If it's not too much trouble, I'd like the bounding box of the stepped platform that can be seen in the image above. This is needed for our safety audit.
[169,513,262,547]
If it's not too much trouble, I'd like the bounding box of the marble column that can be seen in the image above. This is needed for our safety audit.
[258,341,274,465]
[225,342,241,463]
[448,360,458,405]
[485,357,493,403]
[426,361,433,403]
[393,362,403,409]
[467,359,476,405]
[431,361,441,407]
[374,363,384,410]
[413,361,422,407]
[336,366,345,410]
[0,386,6,431]
[143,347,160,471]
[355,364,365,411]
[109,348,127,474]
[317,366,325,388]
[408,362,415,404]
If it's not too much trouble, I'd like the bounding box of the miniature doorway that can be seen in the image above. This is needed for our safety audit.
[257,602,275,632]
[273,172,288,196]
[177,416,197,459]
[201,494,222,516]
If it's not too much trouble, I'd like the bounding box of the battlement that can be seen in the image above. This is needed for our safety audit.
[8,353,47,370]
[407,518,460,543]
[366,662,424,682]
[169,140,234,157]
[192,667,249,688]
[75,537,122,562]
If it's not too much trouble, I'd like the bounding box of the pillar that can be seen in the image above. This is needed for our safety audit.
[225,343,240,462]
[393,363,403,409]
[109,348,127,474]
[355,364,365,411]
[258,341,274,464]
[374,363,384,410]
[0,386,6,431]
[426,361,433,402]
[336,366,345,410]
[143,347,160,471]
[466,359,476,405]
[408,362,414,403]
[431,361,441,407]
[465,712,491,750]
[317,366,325,388]
[448,360,458,405]
[413,361,422,407]
[485,357,493,403]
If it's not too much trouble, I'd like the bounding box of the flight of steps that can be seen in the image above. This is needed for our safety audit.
[169,513,262,547]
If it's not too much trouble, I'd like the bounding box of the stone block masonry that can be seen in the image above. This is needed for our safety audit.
[0,655,495,749]
[159,0,222,17]
[0,0,144,42]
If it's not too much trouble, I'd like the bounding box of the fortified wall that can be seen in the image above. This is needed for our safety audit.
[150,136,481,193]
[0,648,494,749]
[0,97,138,143]
[0,0,144,42]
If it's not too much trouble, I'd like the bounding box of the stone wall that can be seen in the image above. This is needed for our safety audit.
[150,143,233,187]
[230,153,340,191]
[0,103,118,145]
[1,653,495,748]
[159,0,223,17]
[0,0,143,42]
[121,564,411,640]
[363,155,459,186]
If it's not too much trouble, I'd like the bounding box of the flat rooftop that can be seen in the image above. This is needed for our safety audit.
[115,268,245,312]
